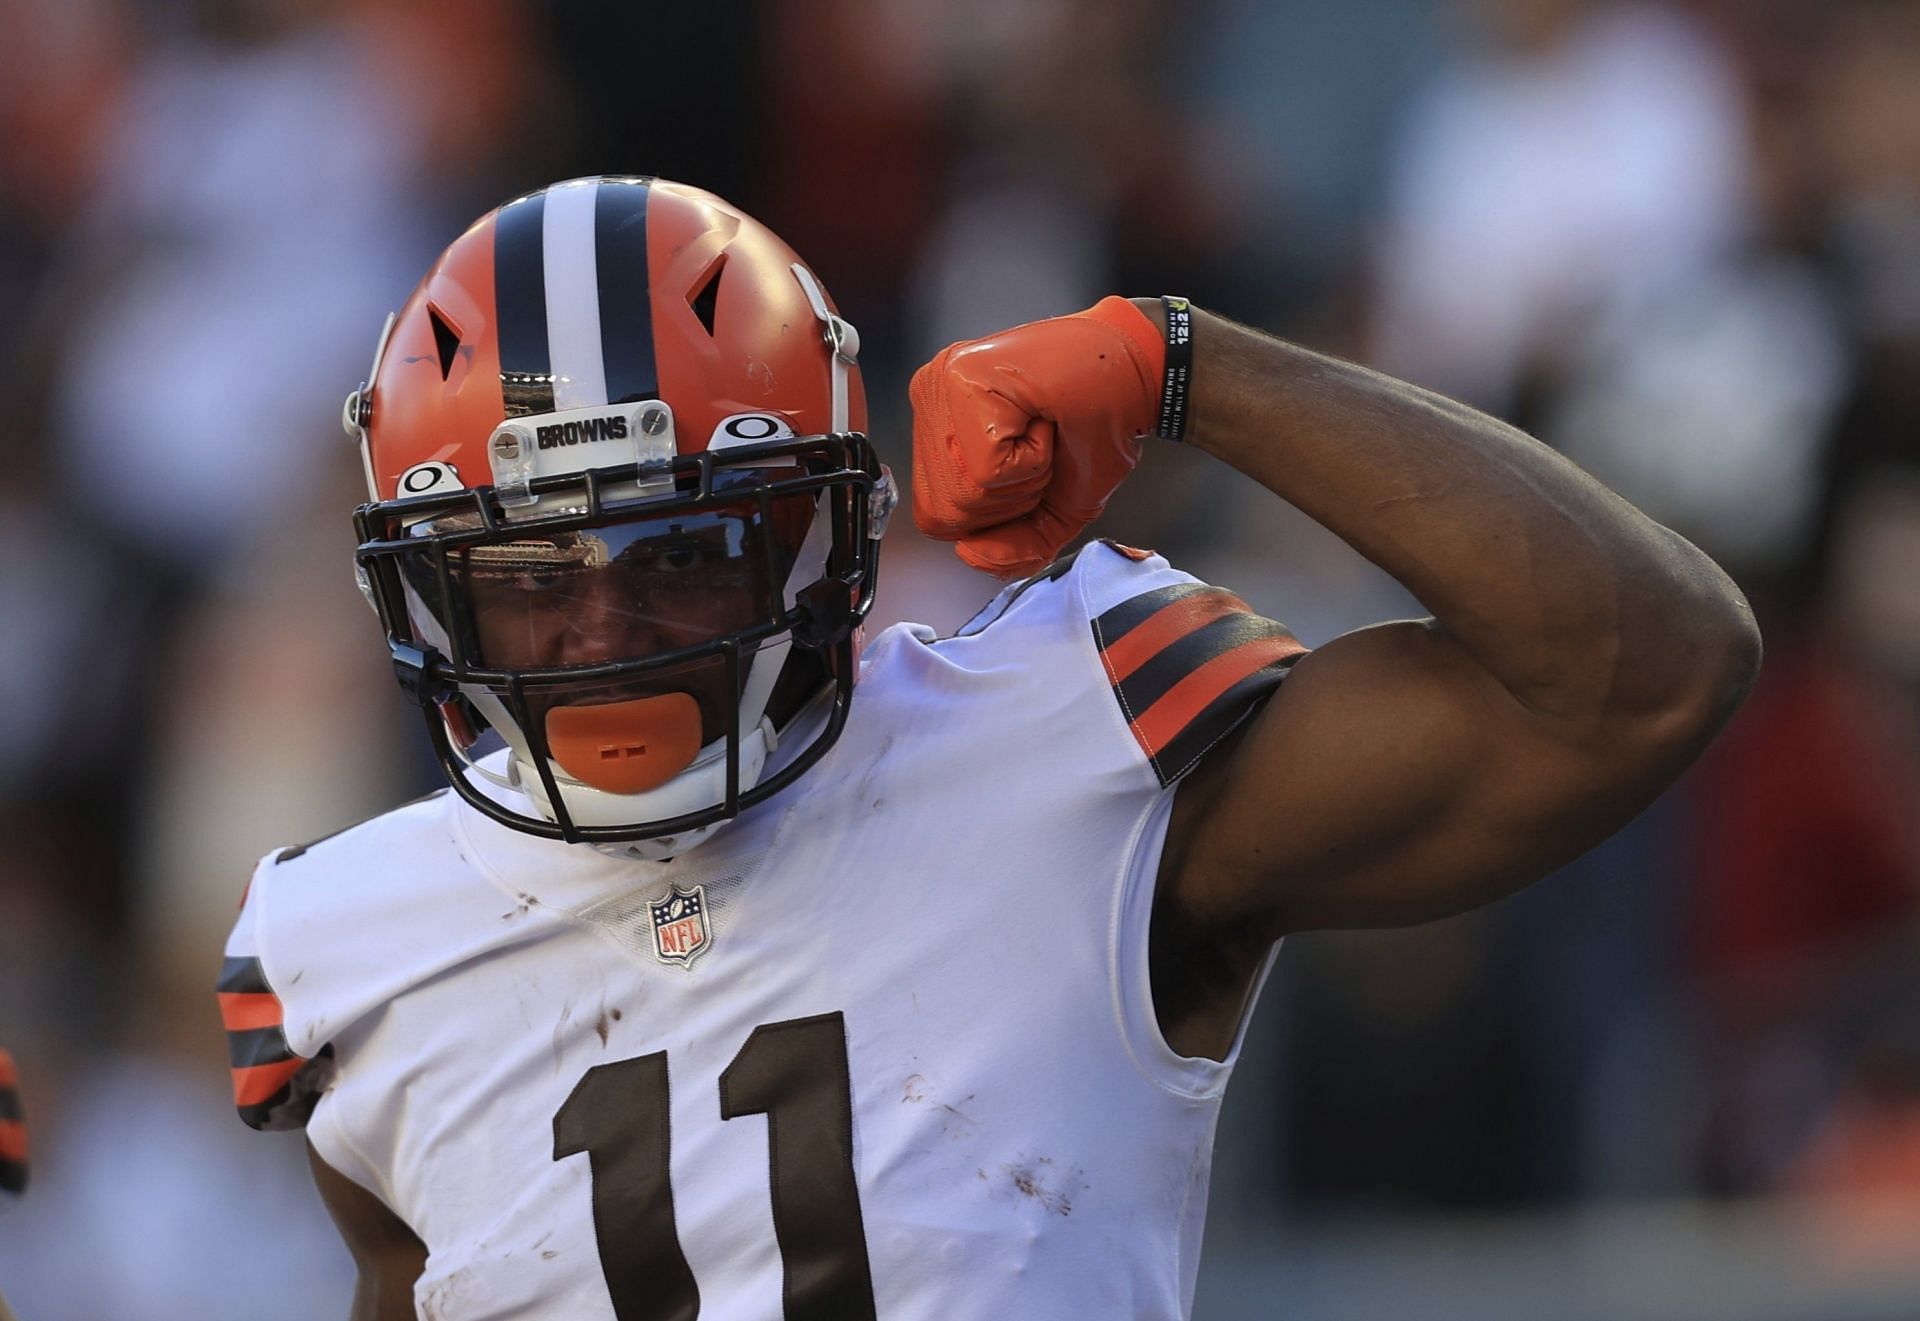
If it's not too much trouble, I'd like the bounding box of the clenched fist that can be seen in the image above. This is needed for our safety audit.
[911,296,1166,577]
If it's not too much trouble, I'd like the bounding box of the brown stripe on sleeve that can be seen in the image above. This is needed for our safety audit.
[1100,589,1254,682]
[215,957,314,1129]
[1139,640,1305,782]
[228,1025,299,1071]
[1091,582,1213,647]
[216,955,272,995]
[1094,583,1306,785]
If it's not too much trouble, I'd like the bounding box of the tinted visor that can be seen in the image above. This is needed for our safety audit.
[400,486,818,674]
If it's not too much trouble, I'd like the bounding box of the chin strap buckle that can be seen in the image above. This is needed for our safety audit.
[390,640,453,707]
[791,580,854,650]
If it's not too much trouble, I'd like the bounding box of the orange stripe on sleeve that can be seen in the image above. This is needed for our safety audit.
[218,991,286,1033]
[0,1050,16,1088]
[231,1057,305,1108]
[1100,591,1251,683]
[1131,634,1306,758]
[0,1119,25,1163]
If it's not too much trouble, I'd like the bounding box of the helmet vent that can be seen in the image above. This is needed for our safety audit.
[688,256,725,336]
[428,304,462,380]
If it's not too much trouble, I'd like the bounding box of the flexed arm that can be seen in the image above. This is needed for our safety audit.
[912,298,1758,1020]
[1142,298,1755,741]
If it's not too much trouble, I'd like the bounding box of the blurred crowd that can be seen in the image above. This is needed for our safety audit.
[2,0,1919,1315]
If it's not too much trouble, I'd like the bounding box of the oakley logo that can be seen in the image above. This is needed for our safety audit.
[536,416,630,449]
[725,415,782,439]
[709,411,796,451]
[396,460,463,497]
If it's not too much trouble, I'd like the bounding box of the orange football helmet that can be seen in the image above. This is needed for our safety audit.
[348,177,893,853]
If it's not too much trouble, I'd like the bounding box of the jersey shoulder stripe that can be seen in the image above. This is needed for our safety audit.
[216,954,313,1130]
[1093,582,1306,784]
[0,1048,26,1194]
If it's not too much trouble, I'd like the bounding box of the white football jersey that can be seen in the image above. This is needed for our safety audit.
[218,542,1305,1320]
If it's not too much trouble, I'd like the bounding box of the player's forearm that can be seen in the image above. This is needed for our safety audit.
[1137,300,1760,732]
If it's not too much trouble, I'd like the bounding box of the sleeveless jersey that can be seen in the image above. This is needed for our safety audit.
[217,542,1305,1320]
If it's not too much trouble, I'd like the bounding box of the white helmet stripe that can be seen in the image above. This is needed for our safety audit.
[541,178,609,411]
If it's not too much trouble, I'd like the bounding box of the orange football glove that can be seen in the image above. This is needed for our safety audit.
[911,296,1165,578]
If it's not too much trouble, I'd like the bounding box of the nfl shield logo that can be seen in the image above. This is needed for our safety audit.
[649,883,711,967]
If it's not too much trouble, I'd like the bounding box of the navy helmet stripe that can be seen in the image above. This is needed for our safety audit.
[595,179,659,405]
[494,188,555,417]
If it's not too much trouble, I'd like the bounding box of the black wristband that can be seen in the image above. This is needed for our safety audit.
[1157,296,1193,442]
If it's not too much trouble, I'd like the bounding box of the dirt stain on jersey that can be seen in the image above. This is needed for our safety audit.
[420,1264,478,1320]
[550,997,577,1073]
[857,734,895,809]
[1003,1155,1083,1216]
[901,1073,977,1137]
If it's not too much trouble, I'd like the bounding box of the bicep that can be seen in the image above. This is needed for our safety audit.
[309,1142,426,1321]
[1172,618,1689,935]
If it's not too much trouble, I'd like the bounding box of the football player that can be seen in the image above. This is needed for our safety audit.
[218,177,1757,1319]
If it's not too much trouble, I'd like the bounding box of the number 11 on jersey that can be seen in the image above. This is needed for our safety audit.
[553,1011,878,1321]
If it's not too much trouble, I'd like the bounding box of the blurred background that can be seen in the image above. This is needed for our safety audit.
[2,0,1919,1316]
